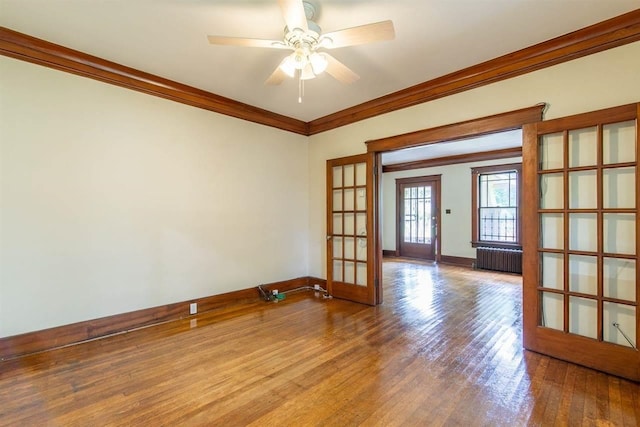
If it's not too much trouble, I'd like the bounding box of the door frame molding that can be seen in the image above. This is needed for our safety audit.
[367,103,545,304]
[395,175,442,262]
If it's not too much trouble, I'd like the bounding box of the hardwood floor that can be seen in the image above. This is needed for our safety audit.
[1,260,639,426]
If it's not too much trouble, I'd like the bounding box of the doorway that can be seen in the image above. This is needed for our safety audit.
[396,175,440,260]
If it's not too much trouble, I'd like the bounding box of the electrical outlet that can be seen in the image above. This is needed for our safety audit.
[190,302,197,315]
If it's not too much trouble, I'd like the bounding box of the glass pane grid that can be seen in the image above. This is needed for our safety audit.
[536,119,638,347]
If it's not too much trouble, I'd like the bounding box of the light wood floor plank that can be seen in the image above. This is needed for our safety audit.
[1,260,639,426]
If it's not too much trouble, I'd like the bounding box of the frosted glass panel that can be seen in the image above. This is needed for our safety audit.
[356,188,366,210]
[569,213,597,252]
[344,261,355,284]
[356,262,367,286]
[541,292,564,330]
[344,213,355,235]
[604,258,636,301]
[540,173,564,209]
[603,302,636,348]
[568,255,597,295]
[569,297,597,339]
[603,120,636,165]
[343,164,354,187]
[540,133,564,170]
[541,253,563,290]
[333,190,342,211]
[356,238,367,261]
[604,213,635,255]
[344,237,355,260]
[344,189,354,211]
[569,170,597,209]
[568,127,598,167]
[333,237,343,259]
[540,213,564,249]
[603,167,635,209]
[333,260,343,281]
[355,162,367,186]
[333,213,342,234]
[332,166,342,188]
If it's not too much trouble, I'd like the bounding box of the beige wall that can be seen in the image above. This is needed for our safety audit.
[0,57,309,337]
[308,41,640,278]
[2,40,639,337]
[382,157,522,259]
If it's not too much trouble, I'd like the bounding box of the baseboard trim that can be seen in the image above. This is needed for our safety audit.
[382,249,398,257]
[0,276,325,361]
[440,255,475,269]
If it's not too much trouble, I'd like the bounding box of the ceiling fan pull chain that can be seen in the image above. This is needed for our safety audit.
[298,71,303,103]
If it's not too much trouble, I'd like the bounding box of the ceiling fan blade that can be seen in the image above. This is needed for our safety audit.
[207,35,289,49]
[278,0,308,32]
[324,53,359,84]
[265,62,289,86]
[321,20,395,49]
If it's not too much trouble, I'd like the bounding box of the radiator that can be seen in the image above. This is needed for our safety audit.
[476,247,522,274]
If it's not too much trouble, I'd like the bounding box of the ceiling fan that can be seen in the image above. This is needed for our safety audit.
[207,0,395,101]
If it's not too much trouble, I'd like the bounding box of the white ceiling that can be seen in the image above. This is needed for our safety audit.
[1,1,637,122]
[381,129,523,165]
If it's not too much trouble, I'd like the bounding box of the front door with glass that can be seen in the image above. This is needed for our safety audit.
[396,176,440,260]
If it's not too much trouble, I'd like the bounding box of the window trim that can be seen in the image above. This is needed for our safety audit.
[471,163,522,249]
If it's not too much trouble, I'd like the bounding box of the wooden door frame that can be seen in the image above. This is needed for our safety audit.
[365,104,545,305]
[395,175,442,262]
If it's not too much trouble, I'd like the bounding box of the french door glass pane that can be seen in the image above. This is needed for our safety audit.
[568,255,597,295]
[344,237,355,260]
[603,167,635,209]
[541,253,564,290]
[344,213,355,235]
[344,261,355,284]
[333,213,342,234]
[333,237,343,259]
[569,170,597,209]
[569,213,597,252]
[568,127,598,167]
[343,164,354,186]
[332,166,342,188]
[356,238,367,261]
[540,132,564,170]
[540,213,564,249]
[540,292,564,330]
[333,190,342,211]
[355,162,366,186]
[603,213,636,255]
[603,258,636,301]
[540,173,564,209]
[333,260,343,281]
[356,262,367,286]
[356,188,366,210]
[344,188,355,210]
[569,296,597,339]
[603,120,636,164]
[603,302,637,348]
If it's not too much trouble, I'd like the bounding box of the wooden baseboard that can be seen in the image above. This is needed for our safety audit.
[382,249,398,257]
[439,255,475,268]
[0,276,325,361]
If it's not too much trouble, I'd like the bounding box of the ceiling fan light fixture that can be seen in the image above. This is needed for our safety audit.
[309,52,327,75]
[300,63,315,80]
[279,54,297,77]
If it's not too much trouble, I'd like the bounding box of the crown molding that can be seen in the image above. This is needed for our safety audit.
[0,26,309,135]
[1,9,639,137]
[307,9,640,135]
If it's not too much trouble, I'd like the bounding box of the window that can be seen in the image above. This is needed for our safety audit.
[472,163,522,248]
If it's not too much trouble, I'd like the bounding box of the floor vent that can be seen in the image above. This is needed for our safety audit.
[476,247,522,274]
